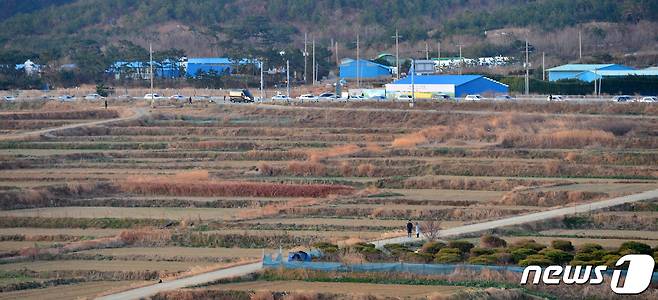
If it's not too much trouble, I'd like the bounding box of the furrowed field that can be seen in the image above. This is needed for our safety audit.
[0,99,657,299]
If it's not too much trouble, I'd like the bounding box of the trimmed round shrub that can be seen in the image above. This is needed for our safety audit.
[434,251,463,264]
[510,239,546,251]
[470,247,496,257]
[578,243,603,253]
[468,254,497,265]
[448,240,474,255]
[314,242,339,254]
[519,255,552,267]
[619,241,652,255]
[495,252,514,264]
[480,235,507,248]
[540,248,574,264]
[421,241,446,255]
[511,248,538,263]
[551,240,574,252]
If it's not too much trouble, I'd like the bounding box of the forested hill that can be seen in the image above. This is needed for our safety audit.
[0,0,657,64]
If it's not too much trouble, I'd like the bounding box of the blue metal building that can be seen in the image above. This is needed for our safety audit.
[108,60,183,80]
[385,75,509,98]
[547,64,634,82]
[339,59,393,80]
[186,58,258,77]
[575,69,658,82]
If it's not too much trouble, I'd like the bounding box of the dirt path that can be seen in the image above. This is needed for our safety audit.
[0,108,148,141]
[370,188,658,248]
[95,262,262,300]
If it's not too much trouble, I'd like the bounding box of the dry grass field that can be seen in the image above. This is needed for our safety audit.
[0,99,656,299]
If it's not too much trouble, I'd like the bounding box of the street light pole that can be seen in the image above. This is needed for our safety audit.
[304,32,308,84]
[392,29,402,80]
[525,39,530,96]
[312,38,316,85]
[356,34,360,88]
[286,59,290,98]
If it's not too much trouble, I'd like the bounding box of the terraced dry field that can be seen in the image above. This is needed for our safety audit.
[0,100,656,299]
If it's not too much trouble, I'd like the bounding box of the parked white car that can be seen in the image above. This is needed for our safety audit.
[169,94,185,100]
[3,96,16,101]
[495,95,514,101]
[58,95,75,102]
[272,94,292,102]
[464,94,483,101]
[397,94,413,101]
[611,95,635,103]
[350,95,366,101]
[297,94,318,102]
[84,93,104,100]
[318,92,339,101]
[144,93,165,100]
[639,96,657,103]
[547,95,564,101]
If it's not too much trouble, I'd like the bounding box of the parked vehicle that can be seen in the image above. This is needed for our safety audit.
[495,95,514,100]
[369,95,386,101]
[272,94,292,102]
[3,96,16,101]
[639,96,657,103]
[297,94,318,102]
[318,92,338,100]
[228,89,255,103]
[433,93,452,101]
[58,95,75,102]
[397,94,413,101]
[611,95,635,102]
[464,94,483,101]
[350,95,366,101]
[547,95,564,101]
[84,93,104,100]
[117,94,133,100]
[169,94,185,100]
[144,93,165,100]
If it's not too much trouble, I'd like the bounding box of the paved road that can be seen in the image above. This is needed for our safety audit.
[0,108,148,141]
[96,262,262,300]
[234,102,658,120]
[370,188,658,248]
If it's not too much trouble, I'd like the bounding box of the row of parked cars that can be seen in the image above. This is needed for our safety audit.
[611,95,657,103]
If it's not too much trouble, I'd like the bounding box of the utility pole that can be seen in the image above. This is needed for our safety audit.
[356,34,360,88]
[542,52,546,81]
[260,60,264,100]
[437,41,441,73]
[304,33,308,84]
[458,43,463,75]
[286,59,290,98]
[392,29,402,79]
[578,30,582,61]
[411,59,415,107]
[335,41,339,66]
[425,42,429,60]
[149,42,154,108]
[312,38,316,85]
[525,39,530,95]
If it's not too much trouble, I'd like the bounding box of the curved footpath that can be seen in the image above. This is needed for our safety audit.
[0,107,148,141]
[96,188,658,299]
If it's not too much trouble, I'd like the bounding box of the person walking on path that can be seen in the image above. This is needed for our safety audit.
[415,222,420,238]
[188,97,192,105]
[406,220,413,238]
[104,99,107,109]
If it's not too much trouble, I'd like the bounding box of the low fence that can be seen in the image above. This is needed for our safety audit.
[263,254,658,282]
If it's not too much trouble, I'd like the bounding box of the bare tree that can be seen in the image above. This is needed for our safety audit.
[420,220,441,241]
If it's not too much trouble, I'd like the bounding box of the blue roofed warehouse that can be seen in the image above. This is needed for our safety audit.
[186,58,259,77]
[385,75,509,98]
[547,64,634,82]
[340,58,393,80]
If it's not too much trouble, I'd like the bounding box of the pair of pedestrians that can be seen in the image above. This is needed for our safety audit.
[406,220,420,238]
